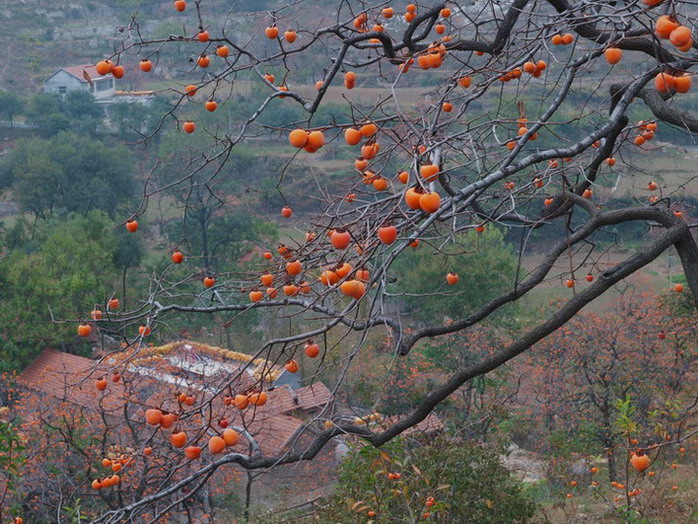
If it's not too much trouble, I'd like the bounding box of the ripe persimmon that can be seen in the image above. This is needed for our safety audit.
[174,0,187,11]
[170,432,187,448]
[208,436,226,454]
[197,30,210,42]
[216,45,230,58]
[604,48,622,65]
[248,391,268,406]
[344,128,362,145]
[203,276,215,288]
[96,379,107,391]
[289,129,308,148]
[331,230,352,249]
[305,342,320,358]
[223,428,240,446]
[96,61,111,76]
[205,100,218,112]
[674,74,692,93]
[145,408,162,425]
[656,16,678,39]
[420,164,439,180]
[286,260,302,275]
[171,250,184,263]
[446,272,459,285]
[360,123,377,137]
[139,59,153,72]
[655,72,675,93]
[126,219,138,232]
[78,323,92,337]
[183,121,196,133]
[249,290,263,302]
[285,359,299,373]
[378,225,398,244]
[307,130,325,150]
[419,192,441,213]
[669,26,692,47]
[630,452,650,472]
[185,446,201,459]
[108,298,120,310]
[265,26,279,39]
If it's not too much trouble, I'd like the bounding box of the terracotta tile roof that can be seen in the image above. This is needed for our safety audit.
[61,64,107,82]
[379,412,445,436]
[18,349,129,412]
[18,348,332,457]
[294,383,333,412]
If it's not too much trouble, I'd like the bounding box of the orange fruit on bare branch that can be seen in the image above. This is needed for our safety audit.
[196,55,211,69]
[289,129,308,148]
[604,48,622,65]
[170,432,187,448]
[208,436,226,455]
[344,128,362,145]
[305,342,320,358]
[265,26,279,39]
[630,452,650,472]
[223,428,240,446]
[378,225,398,244]
[145,409,162,426]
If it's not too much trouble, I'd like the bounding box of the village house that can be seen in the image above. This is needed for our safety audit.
[17,341,443,512]
[43,64,154,110]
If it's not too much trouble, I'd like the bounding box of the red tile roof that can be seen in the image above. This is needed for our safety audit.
[380,412,445,436]
[19,348,333,457]
[61,64,108,82]
[267,383,332,416]
[18,349,129,412]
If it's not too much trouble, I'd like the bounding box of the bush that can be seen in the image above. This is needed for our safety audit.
[317,437,536,523]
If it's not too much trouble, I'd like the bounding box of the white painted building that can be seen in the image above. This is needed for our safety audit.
[44,64,116,100]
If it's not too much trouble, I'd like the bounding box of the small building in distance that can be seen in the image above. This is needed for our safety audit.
[43,64,154,110]
[44,64,115,101]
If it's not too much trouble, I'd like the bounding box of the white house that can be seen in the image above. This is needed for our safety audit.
[44,64,116,101]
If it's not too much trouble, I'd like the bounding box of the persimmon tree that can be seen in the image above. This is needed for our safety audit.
[517,294,697,482]
[51,0,698,519]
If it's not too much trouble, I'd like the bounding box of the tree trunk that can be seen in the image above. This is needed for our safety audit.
[244,471,253,522]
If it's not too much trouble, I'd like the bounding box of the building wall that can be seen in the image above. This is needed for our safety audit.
[44,71,115,100]
[92,77,115,100]
[44,70,85,96]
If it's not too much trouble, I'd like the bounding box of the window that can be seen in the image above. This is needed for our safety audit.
[95,79,111,92]
[58,86,67,94]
